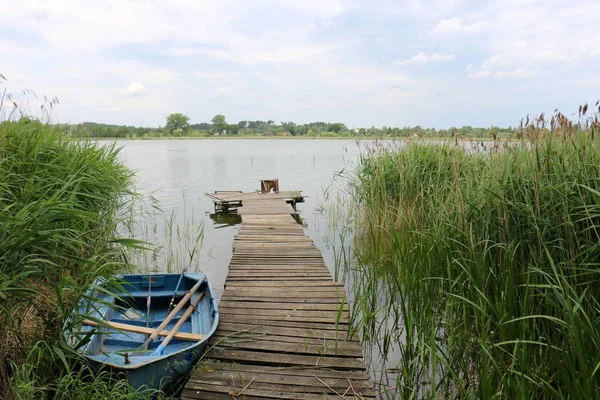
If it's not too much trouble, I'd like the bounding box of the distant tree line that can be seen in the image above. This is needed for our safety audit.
[54,113,517,139]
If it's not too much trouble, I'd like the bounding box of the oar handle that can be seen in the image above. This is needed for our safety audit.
[153,291,205,355]
[140,275,205,350]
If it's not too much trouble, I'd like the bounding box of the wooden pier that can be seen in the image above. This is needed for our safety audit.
[182,189,374,399]
[206,190,304,213]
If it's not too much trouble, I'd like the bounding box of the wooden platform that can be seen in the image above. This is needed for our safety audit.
[182,196,374,399]
[207,190,305,213]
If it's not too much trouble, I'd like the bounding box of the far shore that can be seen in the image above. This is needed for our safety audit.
[87,135,512,142]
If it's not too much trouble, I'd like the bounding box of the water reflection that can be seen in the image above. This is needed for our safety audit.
[208,213,242,228]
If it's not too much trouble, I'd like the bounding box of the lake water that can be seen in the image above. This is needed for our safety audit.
[117,139,364,298]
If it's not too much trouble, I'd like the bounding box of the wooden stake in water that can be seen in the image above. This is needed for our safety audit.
[145,274,152,329]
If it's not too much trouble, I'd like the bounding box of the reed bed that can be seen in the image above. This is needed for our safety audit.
[0,117,161,399]
[335,106,600,398]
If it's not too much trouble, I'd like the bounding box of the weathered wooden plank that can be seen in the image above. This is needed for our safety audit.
[238,227,305,232]
[189,369,374,393]
[223,280,339,287]
[237,228,307,234]
[226,271,330,277]
[226,276,334,282]
[182,387,370,400]
[234,236,313,241]
[229,261,327,266]
[218,300,347,310]
[221,291,345,300]
[226,267,330,273]
[217,312,349,324]
[240,217,299,223]
[221,288,345,297]
[233,243,315,248]
[224,278,338,283]
[213,322,355,341]
[196,362,371,380]
[186,376,375,397]
[231,254,324,258]
[227,271,331,280]
[219,307,348,318]
[223,286,345,298]
[189,370,373,390]
[210,336,359,357]
[228,265,328,269]
[206,348,367,370]
[211,333,361,356]
[210,190,303,201]
[228,265,328,270]
[220,295,346,303]
[232,253,324,258]
[215,317,351,332]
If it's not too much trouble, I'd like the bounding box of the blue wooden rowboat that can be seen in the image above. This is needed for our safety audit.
[66,273,219,393]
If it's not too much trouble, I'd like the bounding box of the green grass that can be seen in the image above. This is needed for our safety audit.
[332,107,600,398]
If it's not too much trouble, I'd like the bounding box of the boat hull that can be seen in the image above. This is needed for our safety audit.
[105,340,206,392]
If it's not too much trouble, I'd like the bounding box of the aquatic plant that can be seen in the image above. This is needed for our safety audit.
[334,105,600,398]
[0,110,143,397]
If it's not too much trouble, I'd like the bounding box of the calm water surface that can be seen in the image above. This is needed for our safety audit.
[117,139,362,298]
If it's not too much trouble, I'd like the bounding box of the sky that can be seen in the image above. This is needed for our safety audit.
[1,0,599,129]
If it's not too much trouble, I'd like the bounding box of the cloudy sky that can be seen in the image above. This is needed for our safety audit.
[1,0,598,128]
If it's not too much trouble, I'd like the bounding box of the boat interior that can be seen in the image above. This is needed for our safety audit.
[74,274,216,368]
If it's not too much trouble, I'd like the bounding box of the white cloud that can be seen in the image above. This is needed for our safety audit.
[120,82,149,96]
[461,1,599,82]
[394,53,455,66]
[480,43,568,72]
[468,70,492,79]
[431,17,490,36]
[265,0,348,18]
[494,68,537,78]
[468,69,535,79]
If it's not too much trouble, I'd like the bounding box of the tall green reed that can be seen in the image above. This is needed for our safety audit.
[332,106,600,398]
[0,116,145,398]
[122,193,206,274]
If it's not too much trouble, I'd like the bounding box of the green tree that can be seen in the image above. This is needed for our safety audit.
[211,114,227,134]
[228,124,240,135]
[282,122,296,136]
[327,123,347,134]
[165,113,190,135]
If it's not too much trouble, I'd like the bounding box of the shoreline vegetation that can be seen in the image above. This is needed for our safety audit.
[88,135,514,142]
[0,117,165,399]
[333,105,600,398]
[58,112,516,140]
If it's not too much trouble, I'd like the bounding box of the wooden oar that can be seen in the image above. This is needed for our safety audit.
[137,275,205,351]
[152,291,205,356]
[83,319,205,341]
